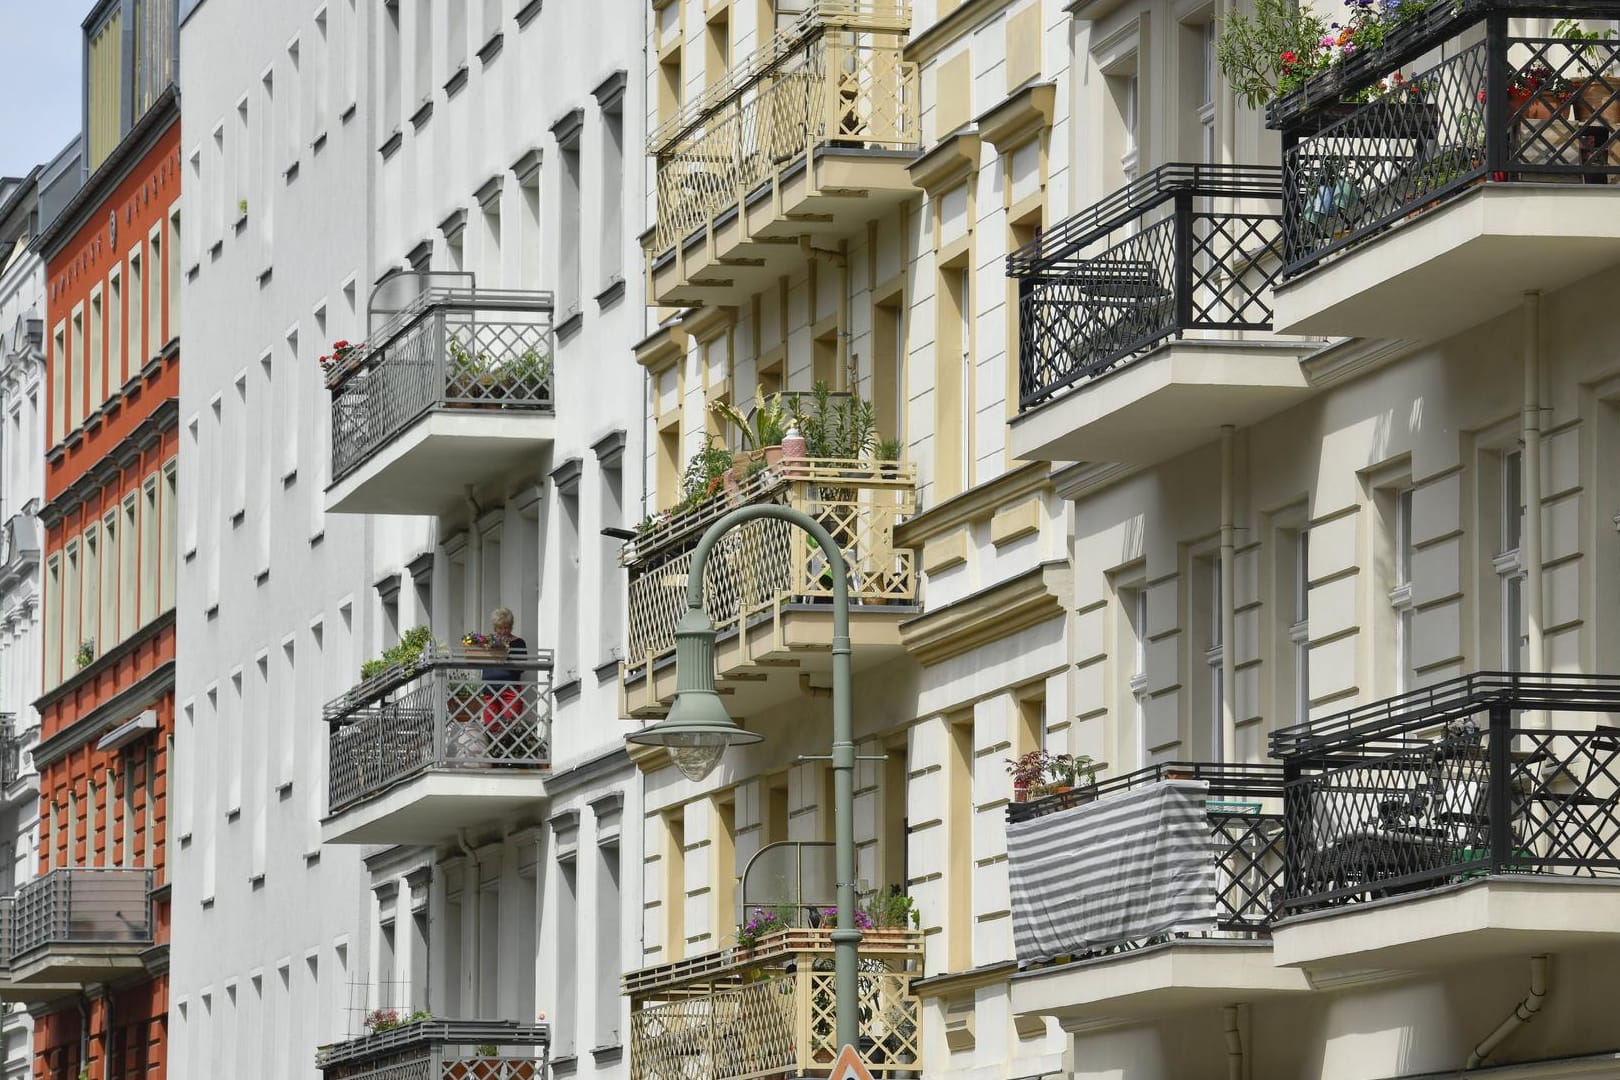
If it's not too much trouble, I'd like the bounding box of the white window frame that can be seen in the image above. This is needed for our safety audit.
[1391,487,1415,693]
[1497,449,1525,672]
[1290,529,1311,721]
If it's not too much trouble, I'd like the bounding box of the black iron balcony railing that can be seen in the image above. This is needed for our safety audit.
[326,276,555,484]
[1006,761,1286,960]
[325,647,554,816]
[1009,163,1285,410]
[1271,672,1620,912]
[9,867,154,961]
[317,1019,549,1080]
[1279,10,1620,276]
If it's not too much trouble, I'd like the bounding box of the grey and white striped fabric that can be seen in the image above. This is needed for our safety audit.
[1007,780,1215,963]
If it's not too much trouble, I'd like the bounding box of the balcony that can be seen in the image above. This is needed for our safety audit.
[624,926,923,1079]
[317,1020,549,1080]
[646,2,919,308]
[0,868,154,996]
[0,714,18,787]
[620,458,916,718]
[1006,763,1308,1030]
[322,647,553,847]
[325,272,555,517]
[1007,164,1313,467]
[1269,673,1620,972]
[1272,4,1620,341]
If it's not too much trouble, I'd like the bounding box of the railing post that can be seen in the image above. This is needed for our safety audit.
[432,662,449,767]
[1173,190,1194,332]
[1489,703,1512,872]
[1484,14,1509,179]
[1281,757,1302,905]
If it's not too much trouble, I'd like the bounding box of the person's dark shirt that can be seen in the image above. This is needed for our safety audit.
[482,636,527,684]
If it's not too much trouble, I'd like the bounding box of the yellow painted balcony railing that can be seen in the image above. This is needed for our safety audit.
[625,927,924,1080]
[649,1,918,255]
[622,458,917,682]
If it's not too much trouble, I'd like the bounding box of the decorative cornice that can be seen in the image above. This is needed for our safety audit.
[475,174,504,211]
[550,456,583,494]
[1050,460,1143,502]
[679,304,736,343]
[976,81,1057,153]
[910,959,1018,998]
[592,70,629,111]
[899,561,1069,666]
[551,107,586,150]
[907,130,981,194]
[895,461,1051,547]
[33,639,176,766]
[511,148,544,186]
[1301,335,1416,389]
[634,323,688,373]
[591,428,628,465]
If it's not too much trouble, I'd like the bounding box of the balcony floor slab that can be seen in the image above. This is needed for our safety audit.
[327,410,556,516]
[1271,876,1620,974]
[1274,185,1620,342]
[1010,339,1315,466]
[1009,939,1310,1032]
[6,945,151,988]
[322,768,549,846]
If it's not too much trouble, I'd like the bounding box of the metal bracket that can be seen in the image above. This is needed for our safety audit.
[796,754,890,763]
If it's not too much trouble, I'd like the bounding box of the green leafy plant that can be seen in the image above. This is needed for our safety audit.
[76,639,95,671]
[499,347,553,394]
[359,625,436,682]
[711,388,790,449]
[789,382,876,460]
[1216,0,1329,109]
[1046,753,1100,788]
[874,435,903,462]
[1554,16,1616,74]
[866,886,921,929]
[475,1044,499,1057]
[237,198,248,218]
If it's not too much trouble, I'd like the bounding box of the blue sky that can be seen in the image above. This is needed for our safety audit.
[0,1,85,178]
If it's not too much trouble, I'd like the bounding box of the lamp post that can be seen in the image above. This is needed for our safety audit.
[628,503,863,1055]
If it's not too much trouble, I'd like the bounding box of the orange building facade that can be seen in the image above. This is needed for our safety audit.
[21,2,181,1076]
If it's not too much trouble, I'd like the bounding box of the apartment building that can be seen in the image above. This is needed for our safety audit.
[7,2,182,1077]
[622,0,1620,1078]
[168,1,645,1077]
[0,154,56,1080]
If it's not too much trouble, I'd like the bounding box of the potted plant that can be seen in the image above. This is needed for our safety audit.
[873,436,904,478]
[76,639,95,670]
[497,347,553,400]
[1556,18,1620,127]
[461,631,509,665]
[712,389,791,468]
[1508,62,1573,122]
[735,905,793,955]
[318,339,365,380]
[1046,753,1099,794]
[360,625,436,684]
[1006,749,1052,802]
[865,886,921,938]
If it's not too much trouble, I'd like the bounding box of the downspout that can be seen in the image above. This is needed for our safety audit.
[1223,1004,1246,1080]
[1220,425,1238,763]
[457,829,482,1014]
[1467,955,1549,1069]
[78,996,90,1078]
[1522,292,1544,684]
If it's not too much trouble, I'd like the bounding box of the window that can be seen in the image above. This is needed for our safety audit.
[285,38,302,167]
[482,0,501,43]
[128,245,144,382]
[343,0,359,110]
[121,494,139,639]
[555,856,578,1057]
[81,526,100,664]
[872,295,903,441]
[256,354,273,575]
[62,542,80,681]
[598,460,624,663]
[108,269,122,396]
[558,135,582,316]
[162,461,178,610]
[101,510,119,650]
[44,554,61,687]
[231,373,248,518]
[70,305,84,430]
[1107,65,1140,187]
[658,52,682,125]
[444,0,467,77]
[481,195,502,288]
[149,222,165,352]
[705,10,730,87]
[1124,583,1149,767]
[89,287,104,411]
[663,811,686,963]
[1391,487,1415,692]
[51,322,65,443]
[517,169,540,288]
[142,476,160,624]
[599,95,624,288]
[559,484,580,681]
[595,841,622,1048]
[1197,21,1216,164]
[933,264,972,500]
[169,208,182,333]
[1206,554,1223,759]
[259,72,276,246]
[1497,451,1526,671]
[310,8,329,141]
[413,1,432,107]
[235,97,251,217]
[282,329,300,479]
[383,1,402,131]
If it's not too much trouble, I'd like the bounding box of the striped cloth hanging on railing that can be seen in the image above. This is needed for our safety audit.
[1007,780,1215,963]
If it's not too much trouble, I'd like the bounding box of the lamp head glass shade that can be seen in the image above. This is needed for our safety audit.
[626,607,763,782]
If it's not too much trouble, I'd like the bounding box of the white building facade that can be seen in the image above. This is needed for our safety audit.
[170,0,646,1077]
[0,159,50,1080]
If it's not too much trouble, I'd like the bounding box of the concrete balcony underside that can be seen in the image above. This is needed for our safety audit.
[2,944,150,993]
[1008,338,1314,466]
[1010,940,1310,1032]
[321,768,550,847]
[1271,876,1620,973]
[325,410,557,517]
[621,603,914,718]
[1274,186,1620,342]
[649,150,915,308]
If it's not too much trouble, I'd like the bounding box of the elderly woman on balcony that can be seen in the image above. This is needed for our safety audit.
[478,607,528,733]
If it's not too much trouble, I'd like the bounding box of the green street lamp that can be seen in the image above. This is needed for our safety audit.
[628,502,863,1054]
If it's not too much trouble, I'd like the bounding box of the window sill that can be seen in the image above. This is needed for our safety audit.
[554,676,582,703]
[478,32,505,65]
[444,65,469,99]
[556,308,584,341]
[516,0,544,27]
[595,276,625,308]
[589,1044,623,1063]
[593,657,621,683]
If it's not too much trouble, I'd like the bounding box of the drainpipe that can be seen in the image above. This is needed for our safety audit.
[457,829,482,1014]
[1522,292,1544,687]
[77,996,90,1078]
[1220,425,1238,763]
[1223,1004,1247,1080]
[1467,955,1549,1069]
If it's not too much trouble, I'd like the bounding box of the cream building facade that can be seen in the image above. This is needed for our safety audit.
[621,1,1620,1080]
